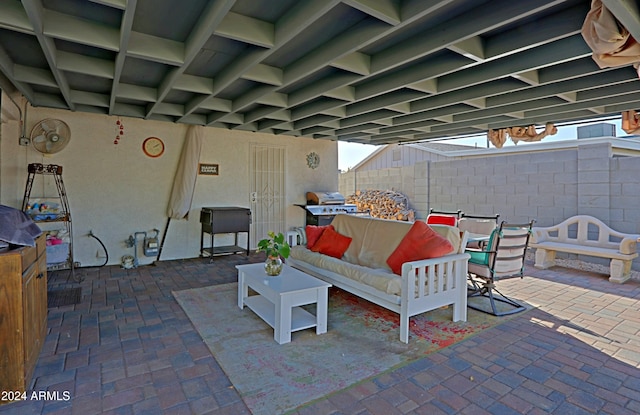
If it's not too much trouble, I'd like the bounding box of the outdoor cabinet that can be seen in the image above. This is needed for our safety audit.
[0,234,47,403]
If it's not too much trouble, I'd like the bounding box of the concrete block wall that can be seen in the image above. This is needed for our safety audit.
[339,143,640,270]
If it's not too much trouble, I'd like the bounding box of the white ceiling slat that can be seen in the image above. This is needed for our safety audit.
[57,51,114,79]
[290,99,347,121]
[330,52,371,75]
[219,112,245,124]
[408,79,437,94]
[266,109,291,122]
[113,102,146,118]
[463,98,486,109]
[179,113,208,125]
[290,73,360,107]
[319,119,341,129]
[116,83,157,102]
[432,115,453,123]
[199,97,233,112]
[343,0,401,25]
[512,70,540,86]
[348,90,424,118]
[43,10,120,51]
[153,102,184,116]
[386,102,410,114]
[215,12,275,48]
[0,1,32,33]
[70,90,110,107]
[448,36,485,61]
[31,92,67,109]
[241,63,283,86]
[557,92,577,103]
[324,85,356,101]
[256,92,288,108]
[321,107,347,118]
[127,32,185,66]
[340,110,400,129]
[294,115,340,130]
[173,74,215,94]
[375,118,394,126]
[504,112,525,119]
[89,0,126,9]
[13,65,57,88]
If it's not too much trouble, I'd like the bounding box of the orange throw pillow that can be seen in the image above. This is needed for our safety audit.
[310,227,352,259]
[386,221,454,275]
[305,225,334,249]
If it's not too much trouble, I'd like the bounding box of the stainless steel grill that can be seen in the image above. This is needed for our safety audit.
[298,191,359,226]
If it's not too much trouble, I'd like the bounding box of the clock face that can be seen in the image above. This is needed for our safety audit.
[142,137,165,158]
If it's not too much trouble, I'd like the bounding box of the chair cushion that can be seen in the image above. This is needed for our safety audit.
[426,214,457,226]
[310,226,352,258]
[467,229,499,265]
[386,221,454,275]
[305,224,333,249]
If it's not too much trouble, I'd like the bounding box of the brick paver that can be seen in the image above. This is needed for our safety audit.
[0,254,638,414]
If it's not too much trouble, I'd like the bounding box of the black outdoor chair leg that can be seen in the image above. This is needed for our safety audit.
[467,279,526,316]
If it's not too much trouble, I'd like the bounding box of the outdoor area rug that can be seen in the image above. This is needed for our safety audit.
[173,282,527,415]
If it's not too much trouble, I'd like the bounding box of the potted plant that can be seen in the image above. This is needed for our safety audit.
[257,231,291,276]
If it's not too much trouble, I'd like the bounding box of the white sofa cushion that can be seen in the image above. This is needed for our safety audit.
[290,245,402,295]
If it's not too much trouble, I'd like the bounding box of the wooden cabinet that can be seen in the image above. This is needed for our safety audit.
[0,234,47,402]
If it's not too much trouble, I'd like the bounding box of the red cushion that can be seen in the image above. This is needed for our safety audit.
[310,227,352,259]
[386,221,454,275]
[305,225,334,249]
[426,214,457,226]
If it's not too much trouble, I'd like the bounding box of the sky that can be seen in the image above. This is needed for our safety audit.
[337,117,627,171]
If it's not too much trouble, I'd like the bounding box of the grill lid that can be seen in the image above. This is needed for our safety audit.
[306,191,345,205]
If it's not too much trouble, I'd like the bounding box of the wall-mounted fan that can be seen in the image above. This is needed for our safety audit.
[30,118,71,154]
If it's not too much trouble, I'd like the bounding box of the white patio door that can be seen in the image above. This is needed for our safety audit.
[249,143,286,247]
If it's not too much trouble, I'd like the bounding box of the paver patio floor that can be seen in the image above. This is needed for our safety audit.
[1,253,639,414]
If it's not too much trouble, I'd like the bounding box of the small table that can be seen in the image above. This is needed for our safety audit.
[236,263,332,344]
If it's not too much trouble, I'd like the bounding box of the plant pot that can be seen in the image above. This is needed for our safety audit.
[264,256,283,276]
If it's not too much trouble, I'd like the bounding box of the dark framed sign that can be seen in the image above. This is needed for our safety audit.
[199,163,219,175]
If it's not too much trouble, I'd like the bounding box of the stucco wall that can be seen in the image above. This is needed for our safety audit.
[0,98,338,267]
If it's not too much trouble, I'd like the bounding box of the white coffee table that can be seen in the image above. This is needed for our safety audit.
[236,263,332,344]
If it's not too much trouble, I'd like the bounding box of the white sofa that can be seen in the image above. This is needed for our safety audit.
[288,214,470,343]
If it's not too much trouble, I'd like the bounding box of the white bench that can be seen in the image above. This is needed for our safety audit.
[530,215,639,283]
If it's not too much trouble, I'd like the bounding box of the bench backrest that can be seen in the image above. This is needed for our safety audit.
[534,215,636,249]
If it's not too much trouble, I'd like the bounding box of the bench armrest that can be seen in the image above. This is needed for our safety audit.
[531,226,556,243]
[620,237,638,255]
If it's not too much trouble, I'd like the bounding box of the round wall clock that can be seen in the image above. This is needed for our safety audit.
[306,152,320,169]
[142,137,165,158]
